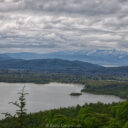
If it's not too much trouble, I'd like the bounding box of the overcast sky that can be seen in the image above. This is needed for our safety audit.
[0,0,128,53]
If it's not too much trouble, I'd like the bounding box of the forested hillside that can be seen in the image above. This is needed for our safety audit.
[0,59,128,76]
[0,101,128,128]
[0,59,103,74]
[0,54,12,61]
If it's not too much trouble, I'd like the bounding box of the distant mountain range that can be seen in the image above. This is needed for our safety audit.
[0,58,128,76]
[0,54,12,61]
[1,49,128,66]
[0,59,103,75]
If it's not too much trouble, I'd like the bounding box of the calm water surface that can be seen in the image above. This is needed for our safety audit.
[0,82,124,118]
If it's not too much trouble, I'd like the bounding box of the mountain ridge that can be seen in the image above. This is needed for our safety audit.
[2,49,128,66]
[0,58,103,75]
[0,54,12,61]
[0,58,128,76]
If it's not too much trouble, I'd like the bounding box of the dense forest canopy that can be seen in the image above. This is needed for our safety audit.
[0,100,128,128]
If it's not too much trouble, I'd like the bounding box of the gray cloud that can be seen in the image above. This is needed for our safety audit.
[0,0,122,15]
[0,0,128,53]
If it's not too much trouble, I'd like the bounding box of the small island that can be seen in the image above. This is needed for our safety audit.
[70,92,82,96]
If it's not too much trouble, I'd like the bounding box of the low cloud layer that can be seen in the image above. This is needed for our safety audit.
[0,0,128,53]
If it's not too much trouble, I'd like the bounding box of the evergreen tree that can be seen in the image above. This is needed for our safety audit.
[3,86,28,128]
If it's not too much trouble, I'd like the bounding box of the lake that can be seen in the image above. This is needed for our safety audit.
[0,82,124,119]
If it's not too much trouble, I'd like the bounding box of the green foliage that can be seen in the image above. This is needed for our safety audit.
[123,122,128,128]
[78,106,94,120]
[82,80,128,99]
[2,86,28,128]
[0,101,128,128]
[108,119,120,128]
[84,117,102,128]
[116,101,128,125]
